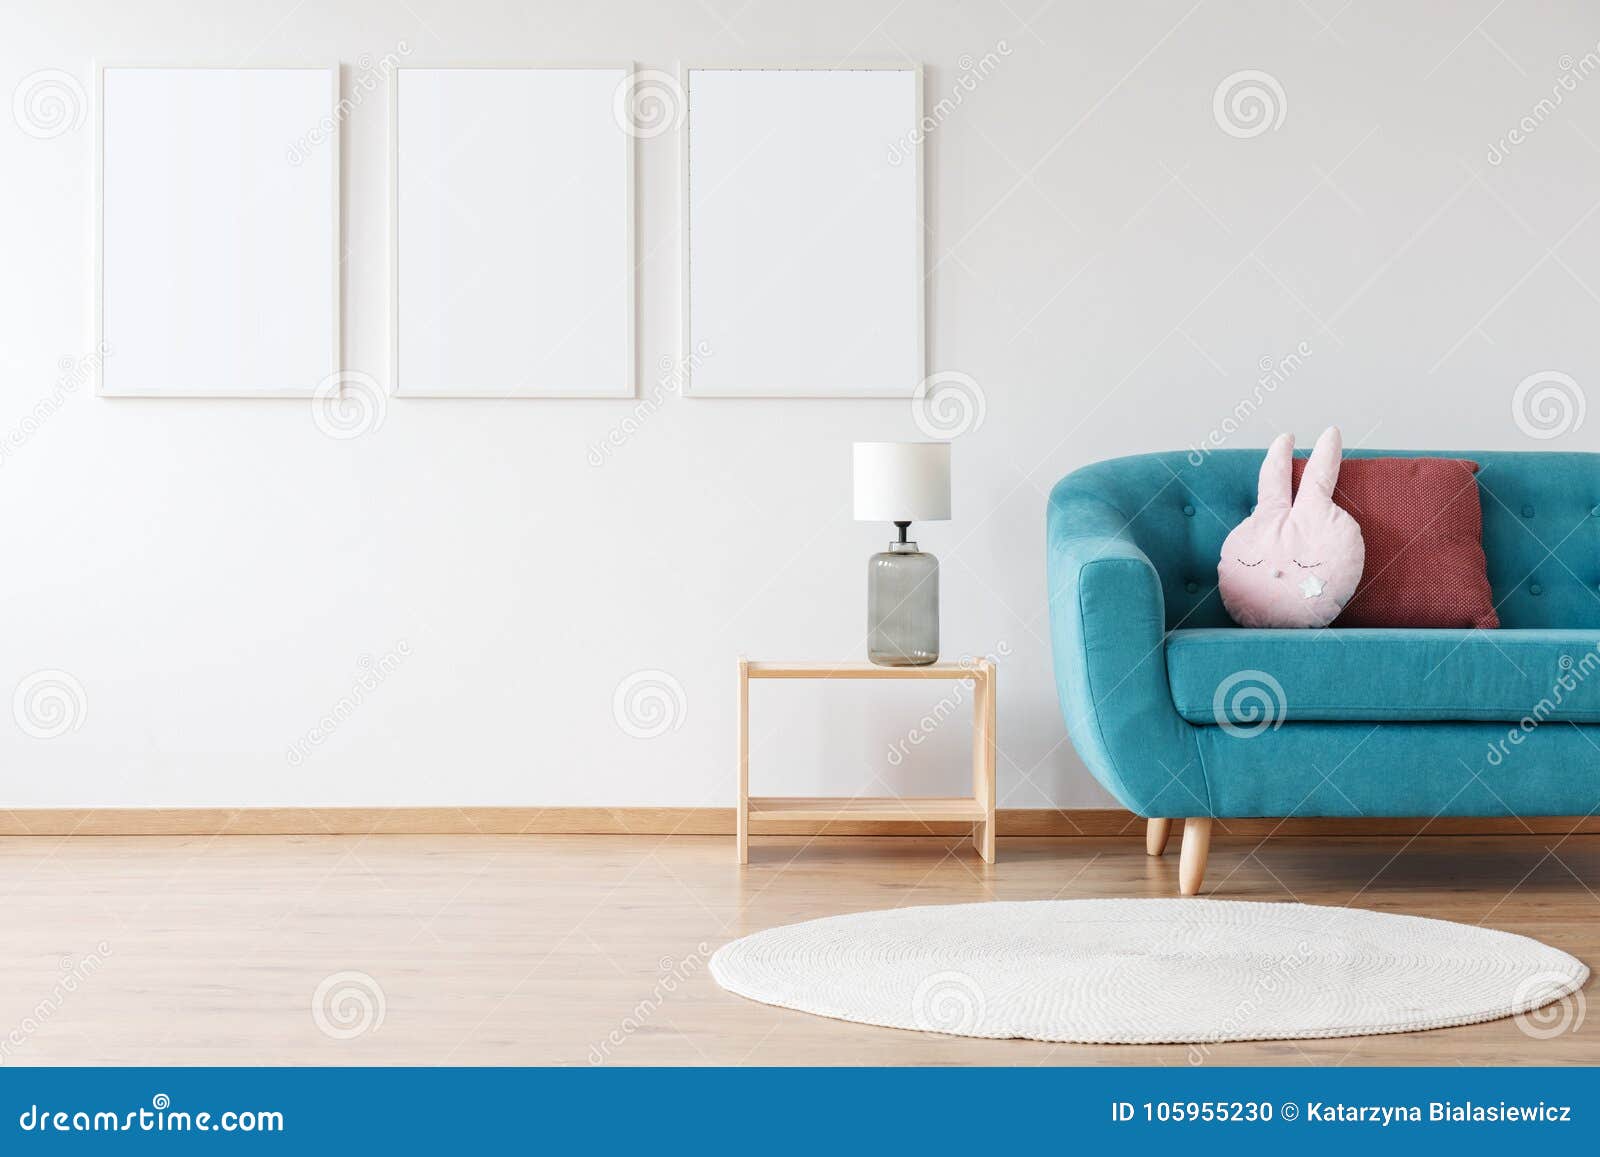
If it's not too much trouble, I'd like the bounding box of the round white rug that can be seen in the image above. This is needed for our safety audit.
[710,899,1589,1044]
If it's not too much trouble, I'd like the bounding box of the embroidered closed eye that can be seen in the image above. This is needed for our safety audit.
[1293,559,1322,569]
[1235,558,1263,567]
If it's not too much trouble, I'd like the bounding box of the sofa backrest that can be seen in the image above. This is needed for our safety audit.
[1052,449,1600,630]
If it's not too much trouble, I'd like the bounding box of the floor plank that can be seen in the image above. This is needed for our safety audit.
[0,833,1594,1066]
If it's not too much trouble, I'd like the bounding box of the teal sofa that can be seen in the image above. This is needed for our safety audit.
[1047,448,1600,894]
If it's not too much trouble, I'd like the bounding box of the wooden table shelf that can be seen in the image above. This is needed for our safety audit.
[745,661,988,679]
[736,658,997,864]
[748,796,989,823]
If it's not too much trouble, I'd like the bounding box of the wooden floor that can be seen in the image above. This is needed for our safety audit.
[1,831,1596,1066]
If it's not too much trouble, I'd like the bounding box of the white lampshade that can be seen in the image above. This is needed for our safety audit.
[853,442,951,522]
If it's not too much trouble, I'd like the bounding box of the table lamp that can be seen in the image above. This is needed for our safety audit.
[852,441,952,666]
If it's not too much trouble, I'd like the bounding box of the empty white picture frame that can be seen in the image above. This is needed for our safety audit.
[683,66,924,398]
[392,65,634,397]
[97,65,340,397]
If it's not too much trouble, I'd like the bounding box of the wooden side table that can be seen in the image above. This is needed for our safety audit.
[736,658,997,864]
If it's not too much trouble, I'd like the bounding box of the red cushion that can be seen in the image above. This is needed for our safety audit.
[1289,457,1499,629]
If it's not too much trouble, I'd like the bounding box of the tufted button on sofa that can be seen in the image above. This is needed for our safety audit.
[1047,448,1600,895]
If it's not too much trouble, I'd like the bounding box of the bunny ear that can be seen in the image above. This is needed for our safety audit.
[1257,433,1294,510]
[1295,426,1343,508]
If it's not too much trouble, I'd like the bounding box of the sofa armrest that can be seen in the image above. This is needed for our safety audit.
[1046,484,1209,818]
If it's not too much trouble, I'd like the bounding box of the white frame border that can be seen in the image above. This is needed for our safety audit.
[678,61,926,399]
[94,61,342,399]
[388,61,638,400]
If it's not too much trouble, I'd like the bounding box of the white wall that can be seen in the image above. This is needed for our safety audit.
[3,0,1598,808]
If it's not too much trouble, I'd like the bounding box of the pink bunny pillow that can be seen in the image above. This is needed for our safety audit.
[1217,427,1365,629]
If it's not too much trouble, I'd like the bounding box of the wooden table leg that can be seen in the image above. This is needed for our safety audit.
[972,661,996,863]
[736,657,749,864]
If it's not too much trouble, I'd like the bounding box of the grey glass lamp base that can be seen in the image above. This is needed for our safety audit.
[866,524,939,667]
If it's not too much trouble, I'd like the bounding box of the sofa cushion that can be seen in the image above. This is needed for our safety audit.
[1061,449,1599,633]
[1289,456,1498,629]
[1167,627,1600,724]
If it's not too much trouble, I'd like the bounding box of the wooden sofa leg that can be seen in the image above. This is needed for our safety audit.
[1145,818,1171,856]
[1179,817,1212,896]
